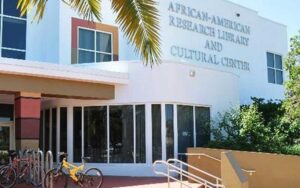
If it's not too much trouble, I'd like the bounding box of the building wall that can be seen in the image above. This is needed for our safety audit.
[26,0,60,63]
[42,61,239,176]
[23,0,288,104]
[47,61,240,117]
[159,0,288,103]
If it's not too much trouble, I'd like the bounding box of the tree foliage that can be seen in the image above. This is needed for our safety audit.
[17,0,161,66]
[283,30,300,139]
[209,98,300,155]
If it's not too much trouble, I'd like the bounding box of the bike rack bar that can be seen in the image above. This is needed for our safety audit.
[45,151,54,188]
[38,149,44,185]
[45,151,53,173]
[32,150,36,184]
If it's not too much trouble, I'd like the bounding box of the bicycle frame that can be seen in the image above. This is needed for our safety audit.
[11,156,32,179]
[61,158,85,182]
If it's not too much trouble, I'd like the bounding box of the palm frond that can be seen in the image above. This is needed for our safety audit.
[17,0,102,21]
[111,0,161,66]
[17,0,47,21]
[62,0,102,21]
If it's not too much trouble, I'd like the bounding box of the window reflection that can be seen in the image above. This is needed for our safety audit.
[60,108,67,154]
[84,106,107,163]
[195,107,210,147]
[177,105,194,161]
[109,106,134,163]
[52,108,57,162]
[152,104,161,162]
[0,127,9,151]
[73,107,82,162]
[136,105,146,163]
[166,104,174,159]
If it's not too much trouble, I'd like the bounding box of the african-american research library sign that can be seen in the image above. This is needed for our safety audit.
[168,1,251,71]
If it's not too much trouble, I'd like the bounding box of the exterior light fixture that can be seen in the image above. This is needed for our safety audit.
[189,70,196,77]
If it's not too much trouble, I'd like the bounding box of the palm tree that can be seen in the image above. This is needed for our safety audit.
[17,0,161,66]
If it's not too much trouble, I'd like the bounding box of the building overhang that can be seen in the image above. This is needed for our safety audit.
[0,58,129,99]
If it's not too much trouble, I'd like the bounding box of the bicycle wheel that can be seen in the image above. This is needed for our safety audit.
[44,168,67,188]
[82,168,103,188]
[0,166,17,188]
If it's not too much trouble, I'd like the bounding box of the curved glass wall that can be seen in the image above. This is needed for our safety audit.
[41,103,210,164]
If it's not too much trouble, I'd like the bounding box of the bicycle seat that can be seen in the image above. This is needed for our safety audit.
[24,149,33,154]
[8,150,17,156]
[82,157,91,162]
[58,152,68,158]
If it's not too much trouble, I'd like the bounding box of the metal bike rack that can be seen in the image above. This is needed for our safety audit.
[45,150,54,188]
[9,149,53,188]
[31,149,45,187]
[45,150,53,173]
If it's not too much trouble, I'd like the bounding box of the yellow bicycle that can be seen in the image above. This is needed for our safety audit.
[44,153,103,188]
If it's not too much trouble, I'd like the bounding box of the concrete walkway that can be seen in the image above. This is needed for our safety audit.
[14,176,202,188]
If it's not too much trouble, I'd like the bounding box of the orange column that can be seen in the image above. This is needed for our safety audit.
[15,92,41,150]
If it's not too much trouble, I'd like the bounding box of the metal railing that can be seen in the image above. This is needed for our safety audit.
[153,158,225,188]
[179,153,256,176]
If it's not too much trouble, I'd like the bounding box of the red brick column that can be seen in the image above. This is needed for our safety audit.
[15,92,41,150]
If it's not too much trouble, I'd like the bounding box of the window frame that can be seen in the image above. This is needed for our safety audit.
[267,51,284,85]
[0,0,27,59]
[77,26,113,64]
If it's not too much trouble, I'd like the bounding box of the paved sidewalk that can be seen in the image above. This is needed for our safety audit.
[14,176,202,188]
[14,176,167,188]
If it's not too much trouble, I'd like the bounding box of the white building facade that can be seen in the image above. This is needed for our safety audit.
[0,0,287,176]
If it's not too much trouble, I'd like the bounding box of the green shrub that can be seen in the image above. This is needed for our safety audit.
[0,151,8,165]
[280,145,300,156]
[208,98,300,156]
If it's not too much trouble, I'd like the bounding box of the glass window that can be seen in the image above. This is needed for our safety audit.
[44,110,50,152]
[73,107,82,163]
[275,55,283,69]
[268,68,275,83]
[276,70,283,85]
[0,0,27,60]
[60,108,67,154]
[135,105,146,163]
[2,17,26,50]
[96,53,112,62]
[177,105,194,161]
[96,32,112,53]
[52,108,57,162]
[109,105,134,163]
[78,50,94,64]
[3,0,25,18]
[166,104,174,160]
[0,104,13,122]
[0,127,9,151]
[2,49,25,59]
[79,29,94,50]
[152,104,161,162]
[77,28,112,64]
[84,106,107,163]
[195,107,210,147]
[267,52,283,85]
[267,52,274,67]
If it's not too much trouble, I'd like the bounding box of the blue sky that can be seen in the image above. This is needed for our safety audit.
[228,0,300,43]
